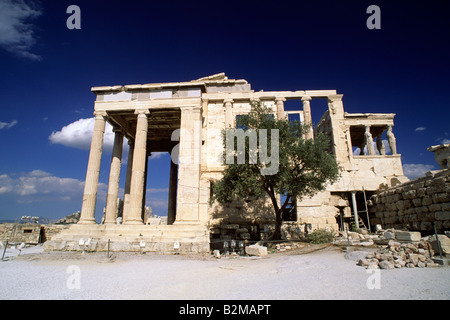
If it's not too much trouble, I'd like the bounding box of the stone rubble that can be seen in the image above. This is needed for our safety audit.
[356,240,441,269]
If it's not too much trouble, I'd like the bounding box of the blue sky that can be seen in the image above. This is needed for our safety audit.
[0,0,449,222]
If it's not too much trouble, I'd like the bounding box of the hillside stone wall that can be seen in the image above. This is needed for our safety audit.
[368,169,450,232]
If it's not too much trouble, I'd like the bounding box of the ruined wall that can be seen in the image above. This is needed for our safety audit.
[0,223,41,244]
[368,168,450,232]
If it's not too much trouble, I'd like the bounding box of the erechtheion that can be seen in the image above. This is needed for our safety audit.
[44,73,409,253]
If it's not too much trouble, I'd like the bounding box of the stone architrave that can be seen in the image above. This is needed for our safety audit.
[79,111,107,224]
[125,109,149,225]
[104,128,124,224]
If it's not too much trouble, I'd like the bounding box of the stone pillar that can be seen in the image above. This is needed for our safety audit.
[301,96,314,140]
[387,125,397,155]
[224,99,233,128]
[125,110,149,225]
[79,111,107,224]
[327,94,349,168]
[364,125,376,155]
[351,191,359,229]
[122,139,134,223]
[167,158,178,225]
[141,151,149,222]
[104,128,124,224]
[175,105,202,223]
[376,132,386,155]
[275,97,286,120]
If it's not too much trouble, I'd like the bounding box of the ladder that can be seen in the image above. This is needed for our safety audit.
[350,187,371,231]
[350,215,367,230]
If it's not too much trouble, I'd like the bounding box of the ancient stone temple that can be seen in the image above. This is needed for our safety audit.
[44,73,408,252]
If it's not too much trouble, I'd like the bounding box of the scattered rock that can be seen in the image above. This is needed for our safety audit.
[355,238,440,270]
[395,231,421,242]
[245,244,268,257]
[427,234,450,256]
[379,260,395,269]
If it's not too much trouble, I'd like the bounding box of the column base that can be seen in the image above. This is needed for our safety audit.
[77,218,97,224]
[124,220,144,225]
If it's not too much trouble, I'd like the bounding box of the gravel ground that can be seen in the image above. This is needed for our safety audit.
[0,244,449,300]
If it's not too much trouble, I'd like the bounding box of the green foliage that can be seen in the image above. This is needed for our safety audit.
[305,229,335,244]
[210,101,340,239]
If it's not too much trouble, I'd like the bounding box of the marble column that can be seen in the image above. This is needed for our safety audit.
[125,109,149,225]
[104,128,124,224]
[351,191,359,229]
[364,125,376,155]
[141,151,149,222]
[79,111,107,224]
[167,158,178,225]
[224,99,233,128]
[301,96,314,140]
[387,125,397,155]
[376,132,386,155]
[275,97,286,120]
[175,105,202,223]
[122,139,134,223]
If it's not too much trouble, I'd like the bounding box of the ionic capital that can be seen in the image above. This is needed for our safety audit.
[301,96,312,102]
[112,126,125,135]
[180,105,202,113]
[327,94,343,102]
[134,109,150,116]
[93,111,107,119]
[275,96,286,103]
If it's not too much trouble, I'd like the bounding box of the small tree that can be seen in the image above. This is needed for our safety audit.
[211,102,340,239]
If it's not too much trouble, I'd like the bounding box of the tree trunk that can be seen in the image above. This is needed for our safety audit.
[271,209,283,240]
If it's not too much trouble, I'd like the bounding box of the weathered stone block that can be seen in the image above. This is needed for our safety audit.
[422,196,433,206]
[395,230,421,242]
[245,244,268,256]
[412,198,422,207]
[435,211,450,221]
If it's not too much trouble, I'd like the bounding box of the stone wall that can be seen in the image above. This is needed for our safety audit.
[368,169,450,232]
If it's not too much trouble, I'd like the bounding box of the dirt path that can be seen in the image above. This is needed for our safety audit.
[0,245,449,300]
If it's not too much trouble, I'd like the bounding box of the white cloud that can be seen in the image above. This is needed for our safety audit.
[0,119,18,130]
[414,127,426,132]
[49,118,115,151]
[402,163,436,180]
[0,170,86,202]
[0,0,42,60]
[49,118,170,161]
[149,152,168,160]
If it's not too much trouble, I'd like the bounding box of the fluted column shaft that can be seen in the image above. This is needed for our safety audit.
[125,110,149,224]
[79,111,107,224]
[301,96,314,140]
[104,128,124,224]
